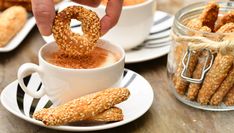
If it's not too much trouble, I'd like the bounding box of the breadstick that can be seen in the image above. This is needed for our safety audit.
[186,26,212,100]
[199,2,219,31]
[35,107,123,123]
[186,18,203,31]
[174,52,198,95]
[174,2,218,95]
[224,86,234,106]
[0,6,27,47]
[33,88,130,126]
[210,66,234,105]
[215,10,234,31]
[216,22,234,33]
[197,53,234,104]
[187,55,211,100]
[87,107,123,122]
[174,44,187,65]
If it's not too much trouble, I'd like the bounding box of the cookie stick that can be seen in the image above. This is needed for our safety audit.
[33,88,130,126]
[174,26,212,95]
[210,66,234,105]
[199,1,219,31]
[197,53,234,105]
[173,20,202,95]
[35,107,124,122]
[187,54,211,100]
[87,107,123,122]
[173,2,219,95]
[224,86,234,106]
[216,22,234,33]
[174,52,199,95]
[198,23,234,105]
[215,10,234,31]
[186,26,212,100]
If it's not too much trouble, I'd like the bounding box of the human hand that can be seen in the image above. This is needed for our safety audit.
[31,0,123,36]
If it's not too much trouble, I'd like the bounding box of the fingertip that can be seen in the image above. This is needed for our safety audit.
[38,24,53,36]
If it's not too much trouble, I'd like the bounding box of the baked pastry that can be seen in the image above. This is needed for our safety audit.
[52,6,101,56]
[0,6,27,47]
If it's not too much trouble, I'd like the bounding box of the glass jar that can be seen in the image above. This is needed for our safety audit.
[167,1,234,111]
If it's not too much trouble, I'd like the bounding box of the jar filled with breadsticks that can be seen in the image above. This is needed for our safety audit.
[167,1,234,110]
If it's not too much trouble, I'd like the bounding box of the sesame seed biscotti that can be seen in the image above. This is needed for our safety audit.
[33,88,130,126]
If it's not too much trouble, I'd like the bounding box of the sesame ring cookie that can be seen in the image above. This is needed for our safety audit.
[52,6,101,56]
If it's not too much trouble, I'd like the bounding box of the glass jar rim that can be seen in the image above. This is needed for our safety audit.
[174,1,234,36]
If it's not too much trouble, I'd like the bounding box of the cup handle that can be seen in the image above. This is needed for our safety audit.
[17,63,45,98]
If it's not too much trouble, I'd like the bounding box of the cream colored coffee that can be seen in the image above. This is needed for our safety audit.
[44,47,119,69]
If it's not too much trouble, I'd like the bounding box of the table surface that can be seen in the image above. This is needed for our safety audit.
[1,0,234,133]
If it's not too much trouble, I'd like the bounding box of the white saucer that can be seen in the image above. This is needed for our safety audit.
[0,1,65,52]
[42,9,173,63]
[0,69,154,132]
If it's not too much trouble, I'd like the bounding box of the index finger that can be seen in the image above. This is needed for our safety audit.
[31,0,55,36]
[100,0,123,35]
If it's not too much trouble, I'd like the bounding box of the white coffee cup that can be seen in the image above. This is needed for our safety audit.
[94,0,156,50]
[17,40,125,105]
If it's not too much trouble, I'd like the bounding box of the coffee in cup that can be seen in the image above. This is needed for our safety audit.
[44,47,120,69]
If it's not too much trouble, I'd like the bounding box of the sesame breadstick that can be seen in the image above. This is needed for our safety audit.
[34,107,124,123]
[197,53,234,105]
[174,26,211,95]
[210,66,234,105]
[186,18,203,31]
[215,10,234,31]
[199,2,219,31]
[87,107,123,122]
[186,26,212,100]
[216,22,234,33]
[174,2,218,96]
[224,86,234,106]
[33,88,130,126]
[174,52,199,95]
[187,55,211,100]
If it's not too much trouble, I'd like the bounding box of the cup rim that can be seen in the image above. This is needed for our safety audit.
[38,39,125,71]
[98,0,155,10]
